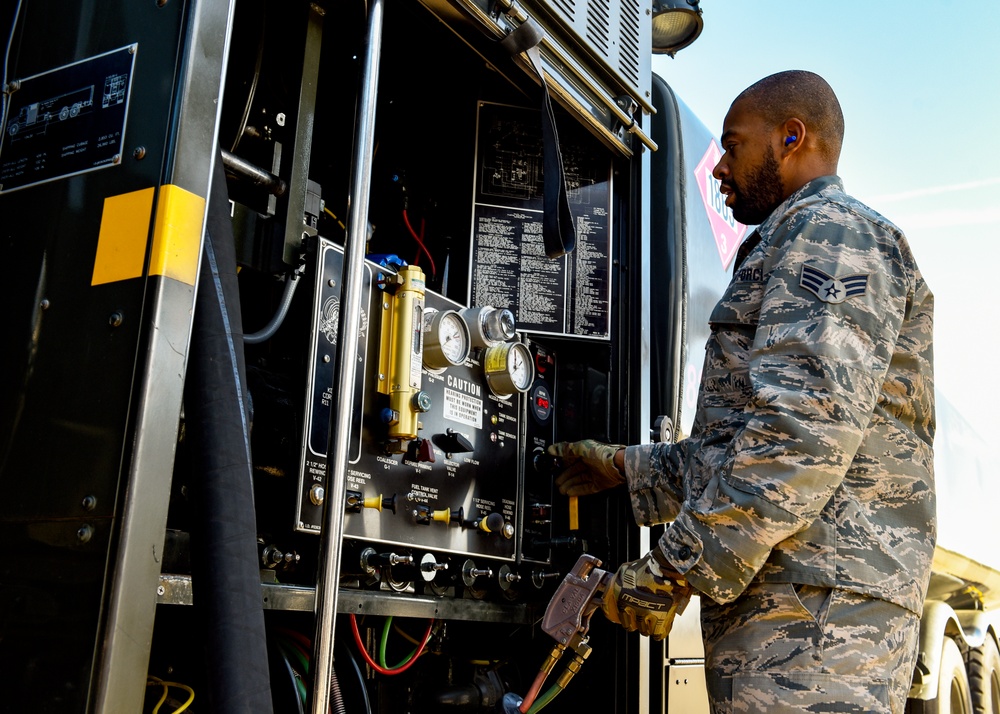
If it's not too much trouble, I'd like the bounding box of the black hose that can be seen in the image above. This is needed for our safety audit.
[340,644,372,714]
[185,149,274,713]
[244,271,300,344]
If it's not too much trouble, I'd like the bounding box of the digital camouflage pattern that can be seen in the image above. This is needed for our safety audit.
[549,439,626,496]
[601,547,694,641]
[700,582,920,713]
[624,176,936,615]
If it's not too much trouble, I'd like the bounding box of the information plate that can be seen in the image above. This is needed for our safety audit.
[470,102,612,338]
[0,45,137,193]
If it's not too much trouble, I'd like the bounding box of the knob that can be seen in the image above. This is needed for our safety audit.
[419,552,447,582]
[362,549,413,569]
[498,564,521,591]
[532,449,562,475]
[431,506,464,526]
[475,512,505,534]
[461,559,493,587]
[346,491,398,514]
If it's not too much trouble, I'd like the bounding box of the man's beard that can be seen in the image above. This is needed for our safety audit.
[730,146,785,226]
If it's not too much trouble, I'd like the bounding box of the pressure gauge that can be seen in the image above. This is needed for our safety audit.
[422,309,471,370]
[460,306,517,348]
[483,341,534,397]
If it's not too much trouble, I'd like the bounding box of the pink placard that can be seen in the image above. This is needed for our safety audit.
[694,140,748,270]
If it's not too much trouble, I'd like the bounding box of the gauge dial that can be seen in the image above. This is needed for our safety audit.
[483,341,534,397]
[461,305,517,348]
[422,309,471,370]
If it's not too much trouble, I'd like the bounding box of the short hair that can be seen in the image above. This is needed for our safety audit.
[735,70,845,163]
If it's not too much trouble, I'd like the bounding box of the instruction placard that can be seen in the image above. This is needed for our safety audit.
[469,102,612,338]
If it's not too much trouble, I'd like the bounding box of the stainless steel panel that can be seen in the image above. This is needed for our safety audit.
[667,663,710,714]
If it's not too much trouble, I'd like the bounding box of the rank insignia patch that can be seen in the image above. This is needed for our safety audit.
[800,264,869,304]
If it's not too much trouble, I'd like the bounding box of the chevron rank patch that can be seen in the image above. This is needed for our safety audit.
[799,264,869,304]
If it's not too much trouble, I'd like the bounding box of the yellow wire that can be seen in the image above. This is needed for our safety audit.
[323,206,346,231]
[147,676,196,713]
[148,681,168,713]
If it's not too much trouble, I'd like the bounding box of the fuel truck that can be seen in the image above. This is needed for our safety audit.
[1,1,997,713]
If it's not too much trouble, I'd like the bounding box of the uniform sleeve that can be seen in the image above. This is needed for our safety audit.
[659,210,910,604]
[622,441,688,525]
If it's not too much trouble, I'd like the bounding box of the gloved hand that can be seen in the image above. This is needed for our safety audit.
[548,440,626,496]
[601,548,693,641]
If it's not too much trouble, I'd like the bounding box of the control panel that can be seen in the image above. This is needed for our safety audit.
[297,241,532,565]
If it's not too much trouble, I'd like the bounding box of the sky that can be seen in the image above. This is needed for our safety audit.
[653,0,1000,455]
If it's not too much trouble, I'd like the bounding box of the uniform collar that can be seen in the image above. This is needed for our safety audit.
[757,175,843,240]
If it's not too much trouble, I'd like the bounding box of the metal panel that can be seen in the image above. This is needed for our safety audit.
[0,1,226,710]
[667,663,711,714]
[419,0,655,155]
[94,0,236,711]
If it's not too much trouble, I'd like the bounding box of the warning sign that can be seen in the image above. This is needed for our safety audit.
[694,140,748,270]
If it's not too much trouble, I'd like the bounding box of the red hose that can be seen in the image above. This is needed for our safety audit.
[349,615,434,676]
[402,209,437,278]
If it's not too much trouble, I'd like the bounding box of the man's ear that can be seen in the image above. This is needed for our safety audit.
[781,118,806,152]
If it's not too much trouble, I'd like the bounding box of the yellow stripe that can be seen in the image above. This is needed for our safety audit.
[92,187,155,285]
[149,184,205,286]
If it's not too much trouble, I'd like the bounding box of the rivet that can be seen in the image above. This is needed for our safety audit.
[133,146,146,160]
[109,311,124,327]
[77,524,94,543]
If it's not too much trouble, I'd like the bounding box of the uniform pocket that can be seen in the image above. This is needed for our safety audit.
[732,671,890,714]
[709,280,765,326]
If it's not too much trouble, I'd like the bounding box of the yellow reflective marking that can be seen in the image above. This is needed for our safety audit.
[91,187,155,286]
[149,184,205,286]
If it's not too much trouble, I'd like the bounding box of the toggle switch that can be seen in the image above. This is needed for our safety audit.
[433,428,474,455]
[406,437,436,463]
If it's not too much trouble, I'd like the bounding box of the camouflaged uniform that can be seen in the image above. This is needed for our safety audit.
[623,176,935,712]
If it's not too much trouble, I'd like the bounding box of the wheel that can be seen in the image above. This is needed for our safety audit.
[940,637,974,714]
[969,636,1000,714]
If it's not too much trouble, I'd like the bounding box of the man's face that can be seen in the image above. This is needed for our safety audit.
[713,101,786,225]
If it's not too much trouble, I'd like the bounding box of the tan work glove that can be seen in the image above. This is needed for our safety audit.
[602,547,693,641]
[548,440,626,496]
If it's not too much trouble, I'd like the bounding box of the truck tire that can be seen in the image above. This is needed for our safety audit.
[969,636,1000,713]
[938,637,974,714]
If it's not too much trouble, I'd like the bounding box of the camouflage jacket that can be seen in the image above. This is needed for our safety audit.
[624,176,936,614]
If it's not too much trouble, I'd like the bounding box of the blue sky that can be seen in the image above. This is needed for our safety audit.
[653,0,1000,449]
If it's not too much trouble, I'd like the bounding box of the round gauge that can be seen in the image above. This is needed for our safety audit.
[461,306,517,348]
[483,342,535,397]
[422,309,471,370]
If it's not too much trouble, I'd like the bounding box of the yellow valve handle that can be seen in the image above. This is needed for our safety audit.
[363,494,384,512]
[432,508,451,524]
